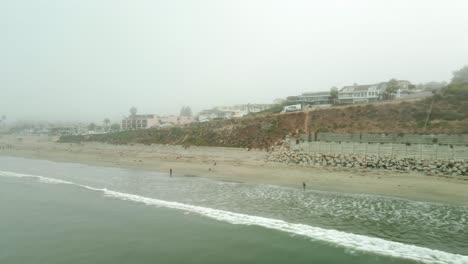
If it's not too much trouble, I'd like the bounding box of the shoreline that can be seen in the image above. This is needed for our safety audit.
[1,135,468,205]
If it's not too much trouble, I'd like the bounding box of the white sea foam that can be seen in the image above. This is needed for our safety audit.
[38,177,73,185]
[0,170,73,185]
[0,171,41,179]
[1,170,467,264]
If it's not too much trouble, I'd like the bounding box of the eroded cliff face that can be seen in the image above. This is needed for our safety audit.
[60,94,468,149]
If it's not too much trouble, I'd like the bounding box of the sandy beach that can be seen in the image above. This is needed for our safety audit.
[1,135,467,205]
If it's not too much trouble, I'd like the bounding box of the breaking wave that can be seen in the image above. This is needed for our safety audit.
[1,170,467,264]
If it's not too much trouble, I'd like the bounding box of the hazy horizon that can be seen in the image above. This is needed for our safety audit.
[2,0,468,123]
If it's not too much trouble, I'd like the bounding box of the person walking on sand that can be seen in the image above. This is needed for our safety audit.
[170,168,172,177]
[302,181,306,190]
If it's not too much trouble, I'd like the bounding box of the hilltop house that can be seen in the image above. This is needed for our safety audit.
[338,83,388,104]
[198,109,235,122]
[217,104,272,118]
[338,80,415,104]
[198,104,273,121]
[287,91,332,106]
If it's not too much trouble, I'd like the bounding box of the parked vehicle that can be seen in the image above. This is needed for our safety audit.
[281,104,302,113]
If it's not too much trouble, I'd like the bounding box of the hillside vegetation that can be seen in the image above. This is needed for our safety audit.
[60,75,468,149]
[60,113,306,149]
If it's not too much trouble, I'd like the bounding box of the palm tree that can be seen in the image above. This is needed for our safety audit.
[130,107,137,117]
[103,118,111,131]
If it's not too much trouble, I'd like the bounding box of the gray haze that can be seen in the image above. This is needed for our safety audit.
[2,0,468,123]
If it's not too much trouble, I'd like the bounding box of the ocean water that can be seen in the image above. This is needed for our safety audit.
[0,156,467,264]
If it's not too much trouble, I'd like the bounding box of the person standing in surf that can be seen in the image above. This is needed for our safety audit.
[170,168,172,177]
[302,182,306,190]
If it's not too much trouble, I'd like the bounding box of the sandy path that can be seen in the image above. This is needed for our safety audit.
[1,135,467,205]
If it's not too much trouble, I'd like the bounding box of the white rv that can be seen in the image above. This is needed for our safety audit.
[282,104,302,113]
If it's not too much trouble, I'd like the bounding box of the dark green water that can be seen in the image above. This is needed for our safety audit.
[0,157,467,264]
[0,176,410,264]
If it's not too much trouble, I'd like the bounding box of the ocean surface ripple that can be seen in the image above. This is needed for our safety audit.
[1,170,467,264]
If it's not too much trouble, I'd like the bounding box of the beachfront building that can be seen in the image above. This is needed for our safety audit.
[299,92,331,105]
[198,109,235,122]
[121,114,196,130]
[217,104,273,118]
[338,83,387,104]
[159,116,196,126]
[198,104,273,122]
[121,115,160,130]
[282,80,415,107]
[338,80,415,104]
[286,92,331,106]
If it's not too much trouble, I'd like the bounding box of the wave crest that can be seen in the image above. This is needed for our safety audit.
[1,170,467,264]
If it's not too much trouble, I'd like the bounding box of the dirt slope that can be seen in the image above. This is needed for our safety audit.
[60,93,468,149]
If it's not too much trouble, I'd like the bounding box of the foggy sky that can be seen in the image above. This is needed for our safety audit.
[2,0,468,123]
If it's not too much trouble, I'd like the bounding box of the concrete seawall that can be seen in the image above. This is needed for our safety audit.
[313,132,468,145]
[292,133,468,161]
[291,141,468,161]
[268,137,468,176]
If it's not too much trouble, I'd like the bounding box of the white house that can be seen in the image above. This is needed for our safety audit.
[338,83,387,104]
[287,91,332,105]
[217,104,272,118]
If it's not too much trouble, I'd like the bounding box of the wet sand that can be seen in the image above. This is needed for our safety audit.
[1,135,467,205]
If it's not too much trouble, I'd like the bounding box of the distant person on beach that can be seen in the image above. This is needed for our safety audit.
[170,168,172,177]
[302,182,306,190]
